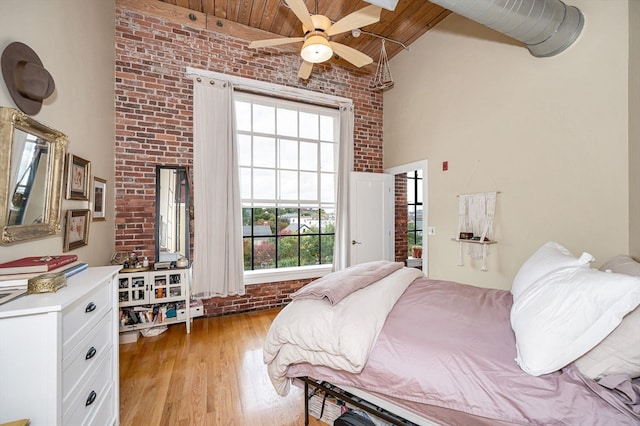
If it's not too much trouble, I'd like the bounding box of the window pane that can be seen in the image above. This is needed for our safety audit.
[239,167,251,199]
[300,142,317,171]
[320,142,334,172]
[320,234,334,264]
[300,172,317,200]
[279,170,298,200]
[299,112,318,139]
[278,208,299,235]
[320,173,334,203]
[278,236,299,267]
[321,208,335,233]
[302,208,319,232]
[277,108,298,137]
[238,134,251,167]
[253,136,275,168]
[253,104,275,134]
[407,177,415,204]
[252,208,275,233]
[236,101,251,131]
[416,177,423,203]
[300,235,319,266]
[243,238,252,270]
[253,237,275,269]
[253,168,276,199]
[242,208,252,229]
[279,139,298,169]
[320,115,334,142]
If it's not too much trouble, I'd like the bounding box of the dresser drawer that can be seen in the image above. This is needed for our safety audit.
[63,312,113,404]
[87,386,115,426]
[63,277,112,351]
[63,352,113,425]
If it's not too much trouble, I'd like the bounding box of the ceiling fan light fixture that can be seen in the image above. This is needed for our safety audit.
[301,35,333,63]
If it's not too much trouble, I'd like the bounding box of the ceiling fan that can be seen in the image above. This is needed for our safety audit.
[248,0,382,80]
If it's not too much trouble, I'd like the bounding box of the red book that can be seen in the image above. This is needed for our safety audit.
[0,255,79,275]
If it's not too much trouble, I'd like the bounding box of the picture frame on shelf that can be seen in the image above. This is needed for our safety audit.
[63,209,90,252]
[92,177,107,221]
[65,154,91,200]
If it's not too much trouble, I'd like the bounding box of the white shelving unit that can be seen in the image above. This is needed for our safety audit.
[117,266,202,335]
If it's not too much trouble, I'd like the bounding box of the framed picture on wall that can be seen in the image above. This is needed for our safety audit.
[92,177,107,221]
[63,209,90,252]
[65,154,91,200]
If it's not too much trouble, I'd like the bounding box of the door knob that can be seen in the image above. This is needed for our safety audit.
[351,240,362,245]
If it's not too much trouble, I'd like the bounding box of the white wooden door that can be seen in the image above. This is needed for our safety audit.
[349,172,394,266]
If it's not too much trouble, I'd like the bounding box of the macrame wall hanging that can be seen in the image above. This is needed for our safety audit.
[455,191,498,271]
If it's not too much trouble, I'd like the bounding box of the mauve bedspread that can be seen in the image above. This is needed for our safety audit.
[288,278,639,425]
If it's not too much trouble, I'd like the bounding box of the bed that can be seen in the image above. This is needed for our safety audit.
[264,243,640,425]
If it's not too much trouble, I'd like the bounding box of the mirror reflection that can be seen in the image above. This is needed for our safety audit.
[155,166,190,263]
[8,128,50,226]
[0,107,67,244]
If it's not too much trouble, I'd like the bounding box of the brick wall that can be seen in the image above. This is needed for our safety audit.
[394,173,408,263]
[114,5,384,316]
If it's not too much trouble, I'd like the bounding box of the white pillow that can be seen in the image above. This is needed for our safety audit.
[573,255,640,379]
[574,306,640,379]
[510,266,640,376]
[599,254,640,276]
[511,241,594,298]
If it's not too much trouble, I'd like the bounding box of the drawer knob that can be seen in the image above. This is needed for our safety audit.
[85,390,97,406]
[85,346,97,360]
[85,302,97,313]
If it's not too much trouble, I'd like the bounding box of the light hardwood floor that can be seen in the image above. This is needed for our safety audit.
[119,308,325,426]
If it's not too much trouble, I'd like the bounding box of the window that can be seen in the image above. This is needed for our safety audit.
[407,169,423,257]
[235,93,339,271]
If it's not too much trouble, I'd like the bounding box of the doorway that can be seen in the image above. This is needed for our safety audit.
[385,160,429,276]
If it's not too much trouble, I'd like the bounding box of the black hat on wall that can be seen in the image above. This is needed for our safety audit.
[1,41,55,115]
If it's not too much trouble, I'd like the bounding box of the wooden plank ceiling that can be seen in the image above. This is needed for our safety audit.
[157,0,451,65]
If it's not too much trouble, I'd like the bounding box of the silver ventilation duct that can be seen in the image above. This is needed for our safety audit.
[429,0,584,57]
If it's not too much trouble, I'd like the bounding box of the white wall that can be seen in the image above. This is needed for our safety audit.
[0,0,116,265]
[384,0,636,289]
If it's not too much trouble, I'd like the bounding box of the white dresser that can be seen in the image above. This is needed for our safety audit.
[0,266,120,426]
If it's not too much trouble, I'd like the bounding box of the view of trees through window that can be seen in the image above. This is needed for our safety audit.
[242,207,335,270]
[235,93,338,271]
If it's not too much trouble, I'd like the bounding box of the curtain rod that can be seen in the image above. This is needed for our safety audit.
[186,67,352,107]
[457,191,501,197]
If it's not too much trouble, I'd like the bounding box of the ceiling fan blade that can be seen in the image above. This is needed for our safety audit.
[284,0,315,32]
[326,5,382,36]
[249,37,304,49]
[298,60,313,79]
[330,42,373,68]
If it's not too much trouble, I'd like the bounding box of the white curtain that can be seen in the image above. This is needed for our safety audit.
[333,103,354,271]
[191,76,245,297]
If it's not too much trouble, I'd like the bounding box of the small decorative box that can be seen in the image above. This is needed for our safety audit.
[27,272,67,294]
[459,232,474,240]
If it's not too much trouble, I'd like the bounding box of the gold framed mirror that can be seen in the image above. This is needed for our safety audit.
[0,107,67,244]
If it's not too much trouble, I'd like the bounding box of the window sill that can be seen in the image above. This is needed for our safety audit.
[244,265,332,285]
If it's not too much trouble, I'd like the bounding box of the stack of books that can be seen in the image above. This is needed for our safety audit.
[0,255,89,304]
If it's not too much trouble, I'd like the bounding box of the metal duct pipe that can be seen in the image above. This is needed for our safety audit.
[429,0,584,57]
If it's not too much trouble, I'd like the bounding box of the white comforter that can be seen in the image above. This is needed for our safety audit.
[263,267,424,395]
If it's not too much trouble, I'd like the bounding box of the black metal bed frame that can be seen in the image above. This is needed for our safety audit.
[300,377,418,426]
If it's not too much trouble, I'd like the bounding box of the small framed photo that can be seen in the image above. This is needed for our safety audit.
[92,177,107,221]
[64,209,90,252]
[66,154,91,200]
